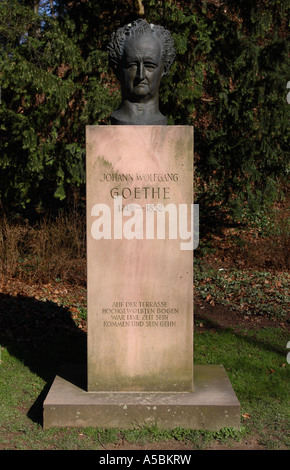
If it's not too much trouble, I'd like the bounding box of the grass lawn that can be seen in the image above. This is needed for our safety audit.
[0,278,289,450]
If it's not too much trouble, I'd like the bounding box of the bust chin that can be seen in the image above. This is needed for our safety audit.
[110,106,167,126]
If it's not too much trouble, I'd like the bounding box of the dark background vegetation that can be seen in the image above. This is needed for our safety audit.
[0,0,289,216]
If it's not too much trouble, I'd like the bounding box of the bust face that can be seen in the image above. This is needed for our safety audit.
[120,32,164,103]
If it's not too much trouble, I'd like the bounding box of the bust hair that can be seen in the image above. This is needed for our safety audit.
[107,19,176,77]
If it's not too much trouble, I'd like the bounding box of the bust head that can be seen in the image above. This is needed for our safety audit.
[107,19,175,125]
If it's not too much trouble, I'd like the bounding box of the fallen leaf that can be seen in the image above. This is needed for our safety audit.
[69,307,79,313]
[242,413,251,419]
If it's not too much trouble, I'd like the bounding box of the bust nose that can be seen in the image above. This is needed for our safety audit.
[137,62,145,81]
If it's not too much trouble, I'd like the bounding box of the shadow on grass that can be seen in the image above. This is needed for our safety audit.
[0,292,87,426]
[195,309,288,357]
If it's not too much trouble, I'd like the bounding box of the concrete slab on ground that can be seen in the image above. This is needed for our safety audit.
[43,364,240,430]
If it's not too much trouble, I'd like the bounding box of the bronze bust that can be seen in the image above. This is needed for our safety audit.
[107,19,175,125]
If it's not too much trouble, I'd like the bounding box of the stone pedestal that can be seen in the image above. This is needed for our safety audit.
[43,125,240,430]
[86,126,194,392]
[43,365,240,430]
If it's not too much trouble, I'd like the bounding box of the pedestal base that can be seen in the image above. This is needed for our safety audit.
[43,365,240,430]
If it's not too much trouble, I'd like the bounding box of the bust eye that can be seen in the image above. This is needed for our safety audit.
[145,63,156,71]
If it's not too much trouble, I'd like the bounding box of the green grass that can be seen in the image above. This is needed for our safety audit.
[195,325,290,449]
[195,265,289,319]
[0,321,289,450]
